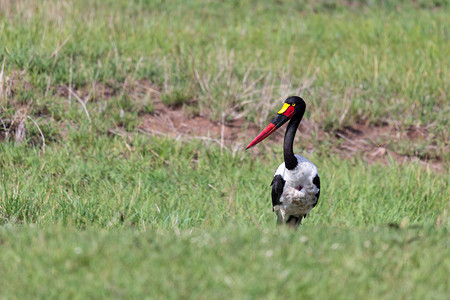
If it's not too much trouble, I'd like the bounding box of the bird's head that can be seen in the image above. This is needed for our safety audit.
[246,96,306,150]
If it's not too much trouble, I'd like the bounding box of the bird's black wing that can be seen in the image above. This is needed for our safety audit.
[312,174,320,207]
[271,174,285,209]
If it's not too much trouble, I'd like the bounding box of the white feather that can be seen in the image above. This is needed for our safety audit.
[273,155,319,220]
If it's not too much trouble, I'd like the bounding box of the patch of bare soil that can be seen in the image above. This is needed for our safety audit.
[139,103,444,171]
[1,72,444,171]
[334,123,443,171]
[139,101,264,151]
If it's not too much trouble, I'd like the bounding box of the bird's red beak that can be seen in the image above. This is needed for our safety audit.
[246,103,295,149]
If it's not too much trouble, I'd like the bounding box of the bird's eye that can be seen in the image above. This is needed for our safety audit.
[292,104,296,107]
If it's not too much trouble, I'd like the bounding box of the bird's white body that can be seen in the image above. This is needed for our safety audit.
[273,155,320,223]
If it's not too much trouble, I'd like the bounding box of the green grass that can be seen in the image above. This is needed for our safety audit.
[1,137,449,298]
[0,136,448,229]
[1,1,449,298]
[1,1,448,135]
[1,0,448,158]
[1,226,449,299]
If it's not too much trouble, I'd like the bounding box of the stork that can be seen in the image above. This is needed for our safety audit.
[246,96,320,228]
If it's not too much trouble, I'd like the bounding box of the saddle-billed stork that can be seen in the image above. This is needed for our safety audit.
[246,96,320,228]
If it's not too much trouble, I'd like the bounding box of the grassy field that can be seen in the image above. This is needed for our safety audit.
[1,226,448,299]
[1,0,449,299]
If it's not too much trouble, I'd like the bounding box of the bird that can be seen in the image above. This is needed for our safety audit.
[246,96,320,228]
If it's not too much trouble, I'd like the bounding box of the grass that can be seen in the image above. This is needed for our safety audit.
[1,1,448,128]
[0,0,449,298]
[1,226,449,299]
[0,136,448,298]
[0,136,448,229]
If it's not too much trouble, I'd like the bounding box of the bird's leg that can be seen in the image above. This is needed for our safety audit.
[286,215,304,228]
[275,210,284,225]
[286,215,299,227]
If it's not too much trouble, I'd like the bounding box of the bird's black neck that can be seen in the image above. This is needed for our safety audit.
[283,117,301,170]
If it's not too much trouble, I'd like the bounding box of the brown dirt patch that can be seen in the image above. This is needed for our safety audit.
[334,123,443,171]
[139,101,264,150]
[139,102,445,171]
[1,73,445,171]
